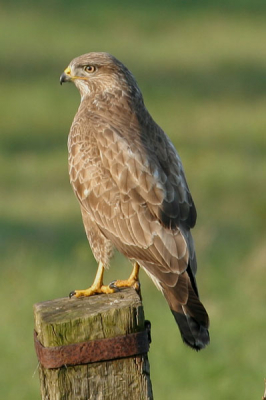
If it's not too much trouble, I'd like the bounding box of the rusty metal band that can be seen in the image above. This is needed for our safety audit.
[34,324,151,369]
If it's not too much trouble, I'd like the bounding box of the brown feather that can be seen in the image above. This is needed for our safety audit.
[63,52,209,350]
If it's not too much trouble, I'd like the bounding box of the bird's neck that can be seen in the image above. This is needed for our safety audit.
[78,89,151,127]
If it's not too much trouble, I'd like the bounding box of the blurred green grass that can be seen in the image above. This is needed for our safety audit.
[1,1,266,399]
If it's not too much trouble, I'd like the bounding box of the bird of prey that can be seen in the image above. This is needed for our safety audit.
[60,52,209,350]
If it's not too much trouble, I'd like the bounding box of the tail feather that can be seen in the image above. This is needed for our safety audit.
[171,304,209,351]
[162,272,210,351]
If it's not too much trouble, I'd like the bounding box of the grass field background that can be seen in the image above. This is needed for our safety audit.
[1,1,266,399]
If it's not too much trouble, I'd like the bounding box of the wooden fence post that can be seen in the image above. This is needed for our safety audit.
[33,288,153,400]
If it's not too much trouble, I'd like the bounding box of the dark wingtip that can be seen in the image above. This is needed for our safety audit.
[182,326,210,351]
[171,310,210,351]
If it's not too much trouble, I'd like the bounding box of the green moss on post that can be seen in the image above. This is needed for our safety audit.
[34,288,153,400]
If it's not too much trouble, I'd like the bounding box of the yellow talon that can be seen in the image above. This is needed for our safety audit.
[71,285,115,298]
[69,262,140,298]
[110,263,140,292]
[70,261,115,298]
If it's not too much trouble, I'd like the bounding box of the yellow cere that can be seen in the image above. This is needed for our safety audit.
[64,66,72,75]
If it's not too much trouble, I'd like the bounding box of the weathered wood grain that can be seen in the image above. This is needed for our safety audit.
[34,288,153,400]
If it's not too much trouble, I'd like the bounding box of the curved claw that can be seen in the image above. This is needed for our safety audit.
[108,279,140,293]
[69,290,76,298]
[108,281,121,291]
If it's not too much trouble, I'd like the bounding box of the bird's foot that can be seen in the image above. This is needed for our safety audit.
[69,284,116,298]
[109,277,140,293]
[109,262,141,293]
[69,262,140,298]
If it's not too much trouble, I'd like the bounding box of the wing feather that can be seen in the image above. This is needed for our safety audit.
[69,111,196,287]
[65,51,209,350]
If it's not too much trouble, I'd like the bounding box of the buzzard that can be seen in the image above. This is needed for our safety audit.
[60,52,209,350]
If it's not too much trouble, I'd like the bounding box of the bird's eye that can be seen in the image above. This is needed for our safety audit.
[84,65,96,73]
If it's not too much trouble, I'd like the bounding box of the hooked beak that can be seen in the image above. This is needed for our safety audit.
[60,66,72,85]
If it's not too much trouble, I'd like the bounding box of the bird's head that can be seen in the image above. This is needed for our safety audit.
[60,52,142,104]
